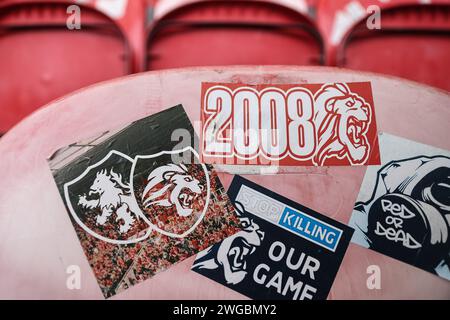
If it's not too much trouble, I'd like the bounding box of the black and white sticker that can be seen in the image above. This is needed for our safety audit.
[49,105,241,298]
[192,176,354,300]
[350,133,450,281]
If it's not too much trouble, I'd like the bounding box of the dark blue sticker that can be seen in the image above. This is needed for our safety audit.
[192,176,354,300]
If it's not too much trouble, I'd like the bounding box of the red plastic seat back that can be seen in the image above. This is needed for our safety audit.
[0,1,131,133]
[146,0,323,70]
[339,4,450,91]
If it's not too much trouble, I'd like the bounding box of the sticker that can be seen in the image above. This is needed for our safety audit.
[200,82,380,167]
[49,105,241,297]
[349,133,450,281]
[192,176,354,300]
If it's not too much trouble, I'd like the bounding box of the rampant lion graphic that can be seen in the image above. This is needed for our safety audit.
[141,163,204,217]
[78,169,144,234]
[313,83,371,166]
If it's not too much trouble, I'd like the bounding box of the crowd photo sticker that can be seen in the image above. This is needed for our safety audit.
[48,105,241,298]
[350,133,450,281]
[200,82,380,167]
[192,176,354,300]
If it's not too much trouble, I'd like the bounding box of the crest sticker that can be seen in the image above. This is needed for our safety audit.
[49,105,241,298]
[130,147,210,238]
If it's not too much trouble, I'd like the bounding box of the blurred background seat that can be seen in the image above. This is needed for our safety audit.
[145,0,323,70]
[0,0,132,134]
[339,3,450,91]
[1,0,449,135]
[317,0,450,92]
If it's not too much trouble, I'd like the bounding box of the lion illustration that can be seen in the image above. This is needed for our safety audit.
[192,202,265,285]
[313,83,371,166]
[141,163,204,217]
[78,169,143,234]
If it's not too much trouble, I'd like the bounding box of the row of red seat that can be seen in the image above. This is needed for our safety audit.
[1,0,449,133]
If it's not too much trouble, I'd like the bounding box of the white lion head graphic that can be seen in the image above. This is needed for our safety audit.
[313,83,372,166]
[192,202,265,285]
[141,163,204,217]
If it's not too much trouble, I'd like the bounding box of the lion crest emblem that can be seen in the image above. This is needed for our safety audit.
[78,168,144,234]
[141,163,204,217]
[131,147,210,238]
[313,83,372,166]
[64,147,210,244]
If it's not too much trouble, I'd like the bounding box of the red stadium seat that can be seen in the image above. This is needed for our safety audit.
[337,3,450,91]
[145,0,323,70]
[0,1,132,133]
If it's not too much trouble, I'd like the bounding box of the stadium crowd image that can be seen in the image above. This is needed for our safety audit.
[0,0,449,308]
